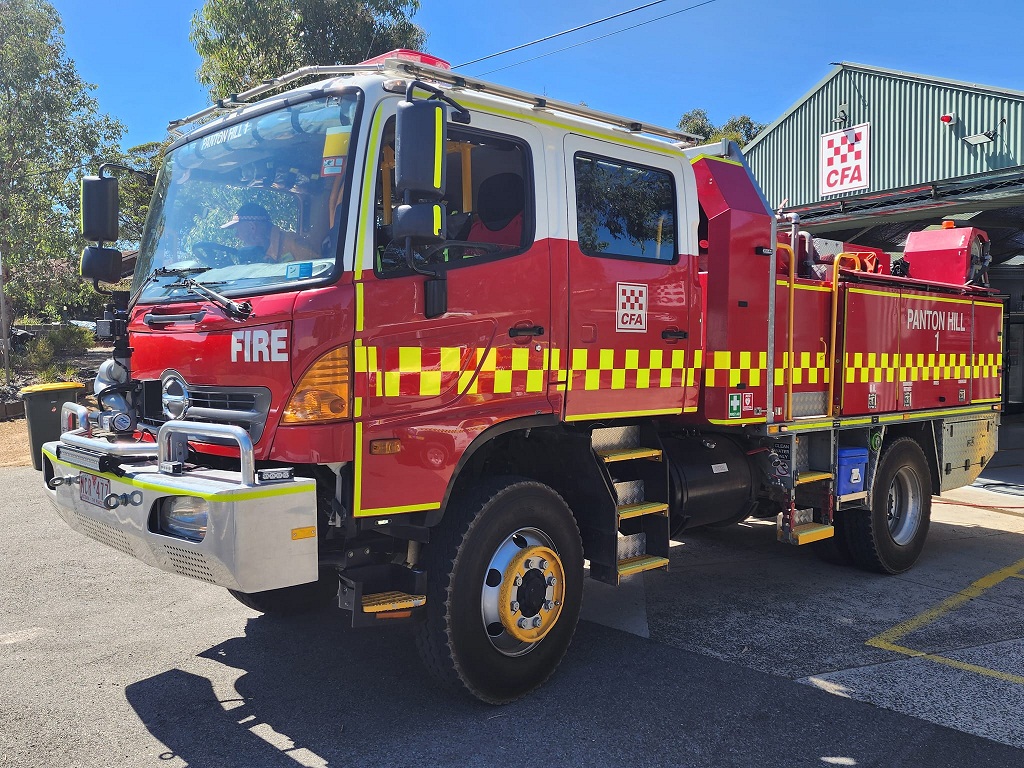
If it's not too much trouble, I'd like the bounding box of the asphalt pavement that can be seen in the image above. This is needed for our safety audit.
[4,424,1024,767]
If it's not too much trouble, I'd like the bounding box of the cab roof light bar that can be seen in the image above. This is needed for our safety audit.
[168,55,701,147]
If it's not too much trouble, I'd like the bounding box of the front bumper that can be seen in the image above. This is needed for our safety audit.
[42,419,318,593]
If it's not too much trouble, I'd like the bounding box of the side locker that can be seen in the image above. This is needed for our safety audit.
[585,424,670,585]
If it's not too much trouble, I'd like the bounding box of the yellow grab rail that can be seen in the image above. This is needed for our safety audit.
[826,253,862,417]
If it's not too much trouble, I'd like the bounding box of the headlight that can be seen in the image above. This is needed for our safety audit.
[282,346,351,424]
[158,496,209,542]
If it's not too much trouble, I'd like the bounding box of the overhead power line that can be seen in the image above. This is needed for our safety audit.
[454,0,677,69]
[475,0,719,77]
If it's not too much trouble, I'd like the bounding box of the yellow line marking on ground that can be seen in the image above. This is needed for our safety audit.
[865,556,1024,686]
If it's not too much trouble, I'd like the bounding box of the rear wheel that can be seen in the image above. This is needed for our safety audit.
[415,478,584,704]
[228,570,338,615]
[843,438,931,574]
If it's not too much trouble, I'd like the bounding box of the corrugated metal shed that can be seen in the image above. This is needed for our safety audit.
[745,62,1024,211]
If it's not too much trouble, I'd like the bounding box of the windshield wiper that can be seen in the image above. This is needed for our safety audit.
[177,277,252,320]
[149,266,250,319]
[152,266,211,278]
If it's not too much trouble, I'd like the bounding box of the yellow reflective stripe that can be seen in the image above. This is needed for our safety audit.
[43,451,310,502]
[775,280,831,292]
[353,419,364,516]
[356,106,385,281]
[565,408,682,422]
[433,106,443,189]
[688,154,743,167]
[433,204,441,236]
[356,501,441,518]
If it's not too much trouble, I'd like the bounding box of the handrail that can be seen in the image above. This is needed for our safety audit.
[158,421,255,487]
[776,243,796,421]
[826,253,863,417]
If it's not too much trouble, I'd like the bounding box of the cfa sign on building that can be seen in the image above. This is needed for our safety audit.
[820,123,870,196]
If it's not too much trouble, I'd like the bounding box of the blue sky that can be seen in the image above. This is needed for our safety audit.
[53,0,1024,150]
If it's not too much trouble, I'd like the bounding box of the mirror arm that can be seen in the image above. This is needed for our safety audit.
[402,80,470,124]
[98,162,156,186]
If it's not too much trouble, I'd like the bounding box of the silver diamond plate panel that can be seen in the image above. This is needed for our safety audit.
[613,480,645,505]
[938,415,999,492]
[792,392,828,418]
[617,532,647,560]
[591,425,639,452]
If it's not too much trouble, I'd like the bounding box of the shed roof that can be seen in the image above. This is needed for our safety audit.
[743,62,1024,155]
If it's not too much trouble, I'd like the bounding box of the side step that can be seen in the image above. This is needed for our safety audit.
[598,447,663,463]
[779,523,835,545]
[617,501,669,522]
[617,554,669,577]
[361,591,426,613]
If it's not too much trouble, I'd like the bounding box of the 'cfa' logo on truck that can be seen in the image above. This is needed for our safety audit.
[616,282,647,333]
[819,123,870,196]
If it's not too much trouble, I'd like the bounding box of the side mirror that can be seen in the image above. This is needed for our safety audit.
[81,175,119,243]
[393,202,446,244]
[395,100,447,199]
[80,245,123,284]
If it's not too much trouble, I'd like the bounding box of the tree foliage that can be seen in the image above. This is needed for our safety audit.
[678,108,766,147]
[191,0,427,99]
[0,0,124,320]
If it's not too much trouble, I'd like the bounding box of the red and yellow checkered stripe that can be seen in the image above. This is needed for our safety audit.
[354,345,703,398]
[843,352,1001,383]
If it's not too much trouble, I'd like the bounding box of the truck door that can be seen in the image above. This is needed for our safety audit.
[352,103,553,517]
[562,134,696,421]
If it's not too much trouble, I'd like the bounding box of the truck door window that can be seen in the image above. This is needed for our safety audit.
[573,153,677,263]
[374,118,533,276]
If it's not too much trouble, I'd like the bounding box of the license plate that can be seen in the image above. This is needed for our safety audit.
[79,472,111,509]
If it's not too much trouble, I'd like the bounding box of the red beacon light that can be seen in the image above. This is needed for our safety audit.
[359,49,452,70]
[939,112,957,126]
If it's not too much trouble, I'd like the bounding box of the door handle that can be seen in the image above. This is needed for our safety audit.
[509,325,545,338]
[661,329,688,340]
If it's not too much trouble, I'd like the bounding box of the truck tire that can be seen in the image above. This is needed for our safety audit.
[843,438,931,574]
[414,477,584,704]
[227,571,338,615]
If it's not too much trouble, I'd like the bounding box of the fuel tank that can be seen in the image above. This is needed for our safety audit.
[662,435,755,534]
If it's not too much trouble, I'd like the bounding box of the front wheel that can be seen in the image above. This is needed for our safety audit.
[415,478,584,704]
[843,438,932,574]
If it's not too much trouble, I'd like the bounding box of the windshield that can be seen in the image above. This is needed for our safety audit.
[133,92,360,302]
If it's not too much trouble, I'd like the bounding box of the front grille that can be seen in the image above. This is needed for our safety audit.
[141,383,272,443]
[190,390,258,411]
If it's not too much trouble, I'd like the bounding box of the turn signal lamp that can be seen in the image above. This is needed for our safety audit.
[282,346,351,424]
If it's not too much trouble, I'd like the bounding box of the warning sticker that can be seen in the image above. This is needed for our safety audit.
[322,126,351,176]
[616,282,647,333]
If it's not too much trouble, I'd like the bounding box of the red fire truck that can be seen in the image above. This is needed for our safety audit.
[43,51,1003,703]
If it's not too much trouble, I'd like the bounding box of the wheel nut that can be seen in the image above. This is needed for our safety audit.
[532,616,542,628]
[523,558,535,570]
[510,601,520,613]
[518,617,531,629]
[539,559,548,570]
[546,576,557,586]
[543,600,554,611]
[513,575,523,586]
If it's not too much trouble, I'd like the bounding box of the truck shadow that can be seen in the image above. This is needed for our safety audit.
[124,575,1024,767]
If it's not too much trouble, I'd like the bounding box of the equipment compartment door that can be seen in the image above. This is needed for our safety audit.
[561,135,697,422]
